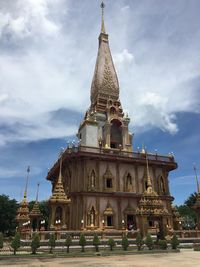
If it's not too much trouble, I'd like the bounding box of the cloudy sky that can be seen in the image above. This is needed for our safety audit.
[0,0,199,205]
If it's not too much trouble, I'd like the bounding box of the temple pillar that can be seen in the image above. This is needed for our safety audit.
[104,122,111,147]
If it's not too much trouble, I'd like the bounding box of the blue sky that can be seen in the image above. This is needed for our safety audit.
[0,0,199,205]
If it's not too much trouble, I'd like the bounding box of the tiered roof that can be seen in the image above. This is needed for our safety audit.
[49,156,71,204]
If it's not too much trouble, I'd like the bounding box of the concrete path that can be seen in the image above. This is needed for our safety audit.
[0,249,199,267]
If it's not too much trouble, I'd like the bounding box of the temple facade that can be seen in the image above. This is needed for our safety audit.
[46,4,178,236]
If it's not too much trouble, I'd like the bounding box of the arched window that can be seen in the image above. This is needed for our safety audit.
[126,173,133,192]
[110,119,122,149]
[103,166,114,191]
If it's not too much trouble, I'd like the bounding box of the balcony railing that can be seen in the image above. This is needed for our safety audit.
[64,145,175,163]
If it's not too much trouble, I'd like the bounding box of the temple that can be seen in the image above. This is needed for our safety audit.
[46,3,178,236]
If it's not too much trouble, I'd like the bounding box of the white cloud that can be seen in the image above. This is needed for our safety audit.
[114,49,134,66]
[0,0,60,40]
[0,0,199,145]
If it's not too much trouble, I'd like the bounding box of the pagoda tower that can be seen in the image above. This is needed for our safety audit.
[77,2,132,152]
[49,153,71,230]
[16,167,30,231]
[192,165,200,229]
[136,153,170,236]
[47,2,177,235]
[29,183,43,231]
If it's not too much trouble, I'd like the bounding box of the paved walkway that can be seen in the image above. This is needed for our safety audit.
[0,249,199,266]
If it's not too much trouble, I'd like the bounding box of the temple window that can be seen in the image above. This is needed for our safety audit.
[149,220,153,227]
[107,215,113,226]
[103,166,114,191]
[103,202,114,228]
[106,178,112,188]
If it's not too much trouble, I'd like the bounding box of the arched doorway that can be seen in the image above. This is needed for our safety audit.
[110,119,122,149]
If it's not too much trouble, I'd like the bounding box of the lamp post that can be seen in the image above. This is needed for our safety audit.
[122,219,125,230]
[102,219,105,230]
[55,219,61,240]
[81,219,84,230]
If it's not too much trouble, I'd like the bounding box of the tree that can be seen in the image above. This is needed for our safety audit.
[0,233,3,249]
[65,234,72,253]
[31,233,40,254]
[0,195,18,235]
[48,233,56,254]
[79,233,86,252]
[158,240,168,250]
[145,233,153,250]
[108,238,115,251]
[171,234,179,250]
[11,232,20,255]
[184,192,198,208]
[177,205,196,229]
[93,233,100,252]
[136,232,144,251]
[122,235,129,251]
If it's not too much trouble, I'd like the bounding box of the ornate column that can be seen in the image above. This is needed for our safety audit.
[104,121,111,147]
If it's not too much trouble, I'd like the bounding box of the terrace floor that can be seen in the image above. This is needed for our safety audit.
[0,249,199,267]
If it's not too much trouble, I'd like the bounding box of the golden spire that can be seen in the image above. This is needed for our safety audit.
[24,166,30,199]
[58,153,63,184]
[146,153,152,190]
[100,1,106,34]
[193,164,200,194]
[36,183,40,202]
[29,183,42,218]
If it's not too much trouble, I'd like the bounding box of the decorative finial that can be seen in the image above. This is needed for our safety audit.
[193,164,200,193]
[146,153,152,190]
[100,1,106,33]
[36,183,40,202]
[58,153,63,184]
[24,166,30,199]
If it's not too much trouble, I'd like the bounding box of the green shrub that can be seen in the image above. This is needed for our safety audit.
[193,243,200,251]
[171,234,179,250]
[136,232,144,251]
[48,233,56,254]
[11,232,20,255]
[79,233,86,252]
[93,233,100,252]
[158,239,168,250]
[108,238,115,251]
[65,234,72,253]
[0,233,3,249]
[31,233,40,254]
[145,233,153,250]
[122,235,129,251]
